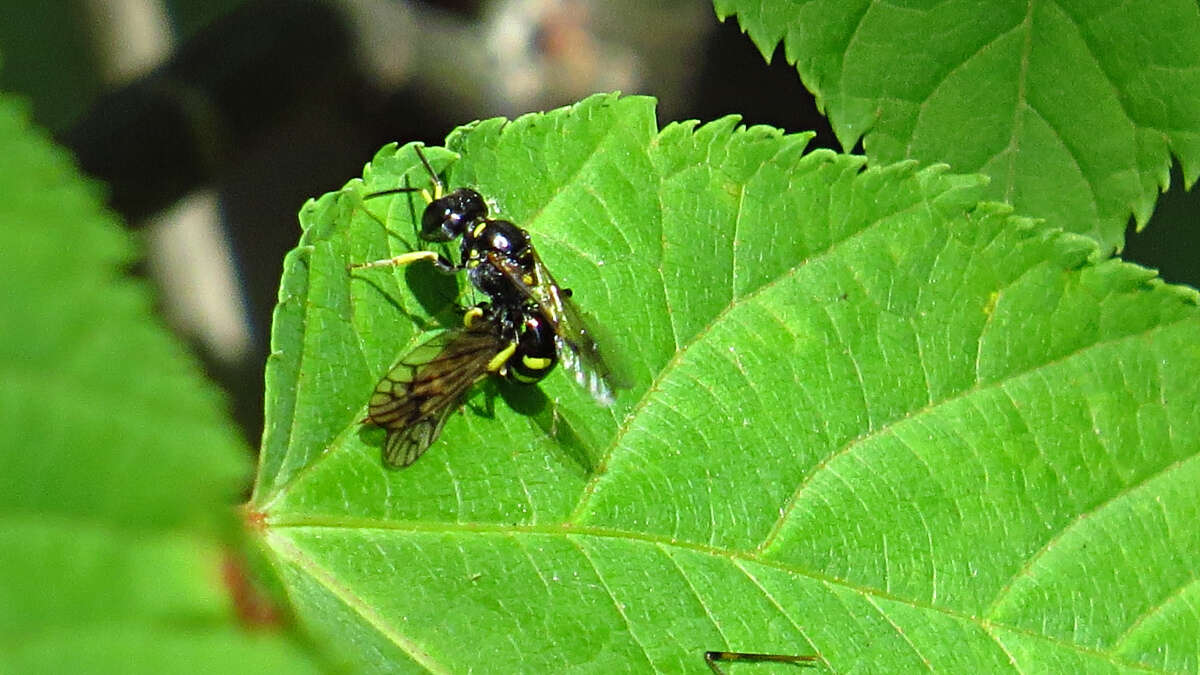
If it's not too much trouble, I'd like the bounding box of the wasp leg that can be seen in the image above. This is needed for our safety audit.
[349,250,458,274]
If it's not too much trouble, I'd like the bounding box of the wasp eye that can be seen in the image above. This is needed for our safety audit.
[455,189,487,221]
[420,200,459,241]
[420,188,487,242]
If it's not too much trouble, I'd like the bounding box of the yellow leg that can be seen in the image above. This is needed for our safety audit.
[349,250,439,270]
[462,306,485,327]
[486,343,518,374]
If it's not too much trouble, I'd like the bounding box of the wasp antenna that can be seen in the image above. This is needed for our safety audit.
[364,186,422,200]
[412,144,445,200]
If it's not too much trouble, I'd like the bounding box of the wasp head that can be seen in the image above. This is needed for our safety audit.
[421,188,487,242]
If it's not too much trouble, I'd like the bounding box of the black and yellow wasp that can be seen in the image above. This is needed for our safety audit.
[352,145,624,468]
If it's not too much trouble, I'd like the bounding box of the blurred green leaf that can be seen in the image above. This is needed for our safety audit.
[714,0,1200,253]
[0,7,100,131]
[256,94,1200,672]
[0,94,318,674]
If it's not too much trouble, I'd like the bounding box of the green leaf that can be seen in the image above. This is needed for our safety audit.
[256,94,1200,672]
[713,0,1200,252]
[0,94,318,673]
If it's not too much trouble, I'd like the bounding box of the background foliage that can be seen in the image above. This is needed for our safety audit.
[715,0,1200,253]
[0,95,316,671]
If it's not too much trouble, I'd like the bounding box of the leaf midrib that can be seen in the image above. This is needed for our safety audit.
[266,517,1164,671]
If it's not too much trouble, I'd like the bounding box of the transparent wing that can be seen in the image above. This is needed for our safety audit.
[487,250,626,405]
[368,319,507,468]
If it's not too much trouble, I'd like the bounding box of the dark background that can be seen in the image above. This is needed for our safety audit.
[1,0,1194,449]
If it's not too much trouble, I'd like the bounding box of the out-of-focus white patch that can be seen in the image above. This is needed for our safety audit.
[342,0,418,90]
[486,0,639,112]
[146,190,252,363]
[84,0,173,84]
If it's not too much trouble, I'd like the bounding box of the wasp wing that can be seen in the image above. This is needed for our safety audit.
[368,318,508,468]
[486,250,625,405]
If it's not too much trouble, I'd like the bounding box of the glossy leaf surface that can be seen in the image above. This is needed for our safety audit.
[256,94,1200,672]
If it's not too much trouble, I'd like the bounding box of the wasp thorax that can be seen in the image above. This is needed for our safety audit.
[421,188,487,242]
[479,220,529,255]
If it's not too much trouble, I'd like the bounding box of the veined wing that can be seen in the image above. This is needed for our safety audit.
[368,317,510,468]
[486,250,625,405]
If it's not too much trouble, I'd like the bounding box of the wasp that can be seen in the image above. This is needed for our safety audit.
[352,145,625,466]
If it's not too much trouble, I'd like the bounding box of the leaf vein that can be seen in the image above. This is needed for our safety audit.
[760,315,1196,555]
[569,536,656,669]
[984,443,1199,620]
